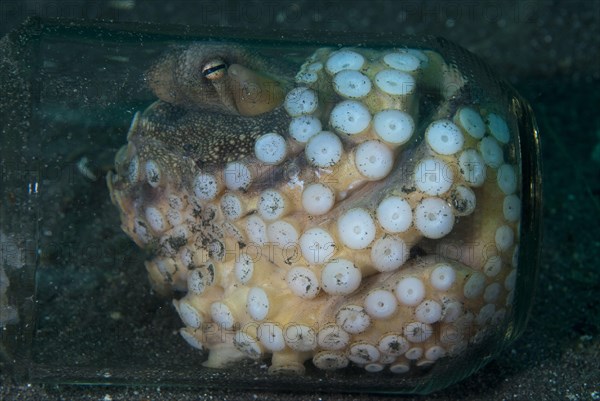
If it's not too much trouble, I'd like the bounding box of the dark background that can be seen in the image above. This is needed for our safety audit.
[1,1,599,400]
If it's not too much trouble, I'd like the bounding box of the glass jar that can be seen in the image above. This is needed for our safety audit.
[0,18,541,394]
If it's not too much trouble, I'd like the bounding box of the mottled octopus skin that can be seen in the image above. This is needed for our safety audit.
[107,43,521,375]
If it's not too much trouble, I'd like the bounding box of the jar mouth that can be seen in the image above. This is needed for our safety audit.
[509,97,543,340]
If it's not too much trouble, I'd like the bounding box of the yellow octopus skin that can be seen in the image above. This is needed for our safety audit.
[107,43,522,376]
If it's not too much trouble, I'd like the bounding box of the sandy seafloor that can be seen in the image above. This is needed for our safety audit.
[1,0,599,400]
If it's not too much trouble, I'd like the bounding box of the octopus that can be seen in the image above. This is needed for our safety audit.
[107,42,523,376]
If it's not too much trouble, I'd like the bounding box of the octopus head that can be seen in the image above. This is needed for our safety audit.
[146,43,290,116]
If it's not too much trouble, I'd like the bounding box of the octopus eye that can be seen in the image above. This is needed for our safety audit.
[201,59,227,80]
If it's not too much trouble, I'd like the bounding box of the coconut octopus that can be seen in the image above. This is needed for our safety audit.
[107,42,523,375]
